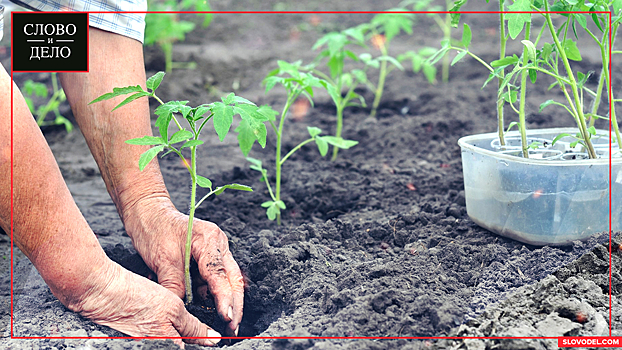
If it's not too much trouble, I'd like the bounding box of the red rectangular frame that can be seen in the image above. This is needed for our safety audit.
[8,8,617,343]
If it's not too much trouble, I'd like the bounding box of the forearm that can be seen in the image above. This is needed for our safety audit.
[58,28,174,227]
[0,65,110,308]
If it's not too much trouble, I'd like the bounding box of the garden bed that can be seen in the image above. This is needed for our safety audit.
[1,1,621,349]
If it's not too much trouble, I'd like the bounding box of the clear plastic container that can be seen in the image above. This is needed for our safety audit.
[458,128,622,245]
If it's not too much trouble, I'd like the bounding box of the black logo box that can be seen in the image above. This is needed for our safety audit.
[12,12,88,72]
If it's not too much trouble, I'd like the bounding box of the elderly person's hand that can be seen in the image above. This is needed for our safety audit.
[123,197,244,337]
[69,258,222,348]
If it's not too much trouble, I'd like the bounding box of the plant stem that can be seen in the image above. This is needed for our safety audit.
[184,145,197,304]
[275,94,295,225]
[518,22,531,158]
[331,107,344,161]
[280,138,314,164]
[542,9,596,158]
[441,0,452,83]
[497,0,507,145]
[370,44,389,119]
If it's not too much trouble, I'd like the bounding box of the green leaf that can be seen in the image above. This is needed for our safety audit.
[451,50,468,66]
[196,176,212,189]
[307,126,322,138]
[377,56,404,70]
[552,133,573,145]
[111,92,151,111]
[138,145,164,171]
[521,40,537,62]
[491,55,520,68]
[247,157,263,172]
[315,136,328,156]
[193,106,211,121]
[614,0,622,14]
[275,200,286,209]
[506,121,519,133]
[169,130,194,145]
[563,39,582,61]
[528,69,537,84]
[462,23,472,48]
[181,139,204,149]
[89,85,146,105]
[211,102,234,142]
[321,136,359,149]
[235,119,267,156]
[266,204,279,221]
[256,105,279,122]
[587,126,596,135]
[506,0,532,39]
[146,72,165,92]
[539,99,564,112]
[448,0,468,27]
[214,184,253,196]
[261,201,274,208]
[126,136,165,145]
[573,13,587,30]
[422,64,437,84]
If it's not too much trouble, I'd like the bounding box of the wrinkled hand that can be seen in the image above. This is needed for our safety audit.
[124,197,244,337]
[68,259,221,348]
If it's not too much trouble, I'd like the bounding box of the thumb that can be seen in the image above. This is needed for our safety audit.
[173,306,222,347]
[156,263,186,300]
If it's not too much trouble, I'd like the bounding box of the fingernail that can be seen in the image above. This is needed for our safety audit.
[235,325,239,337]
[227,306,233,320]
[207,329,221,346]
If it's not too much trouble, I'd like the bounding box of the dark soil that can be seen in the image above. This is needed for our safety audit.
[1,1,621,349]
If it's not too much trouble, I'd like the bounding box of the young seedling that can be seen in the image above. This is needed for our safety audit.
[309,27,368,160]
[144,0,212,73]
[90,72,260,304]
[244,60,358,224]
[22,73,73,133]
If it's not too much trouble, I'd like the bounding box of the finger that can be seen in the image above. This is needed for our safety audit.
[156,262,186,300]
[222,251,244,337]
[196,248,234,323]
[172,303,221,347]
[160,324,186,349]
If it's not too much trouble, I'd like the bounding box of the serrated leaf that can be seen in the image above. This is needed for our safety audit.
[451,50,468,66]
[462,23,472,48]
[111,92,151,111]
[214,184,253,196]
[235,119,267,156]
[308,126,322,138]
[211,102,234,142]
[138,145,164,171]
[506,0,532,39]
[126,136,165,145]
[89,85,145,105]
[256,105,279,122]
[169,130,194,145]
[181,139,204,149]
[422,64,437,84]
[316,136,329,156]
[196,176,212,189]
[146,72,165,92]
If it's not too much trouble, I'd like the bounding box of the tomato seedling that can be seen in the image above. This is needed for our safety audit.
[247,60,358,224]
[22,73,73,133]
[90,71,261,304]
[144,0,212,73]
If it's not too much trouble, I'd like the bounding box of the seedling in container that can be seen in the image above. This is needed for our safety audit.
[90,71,260,304]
